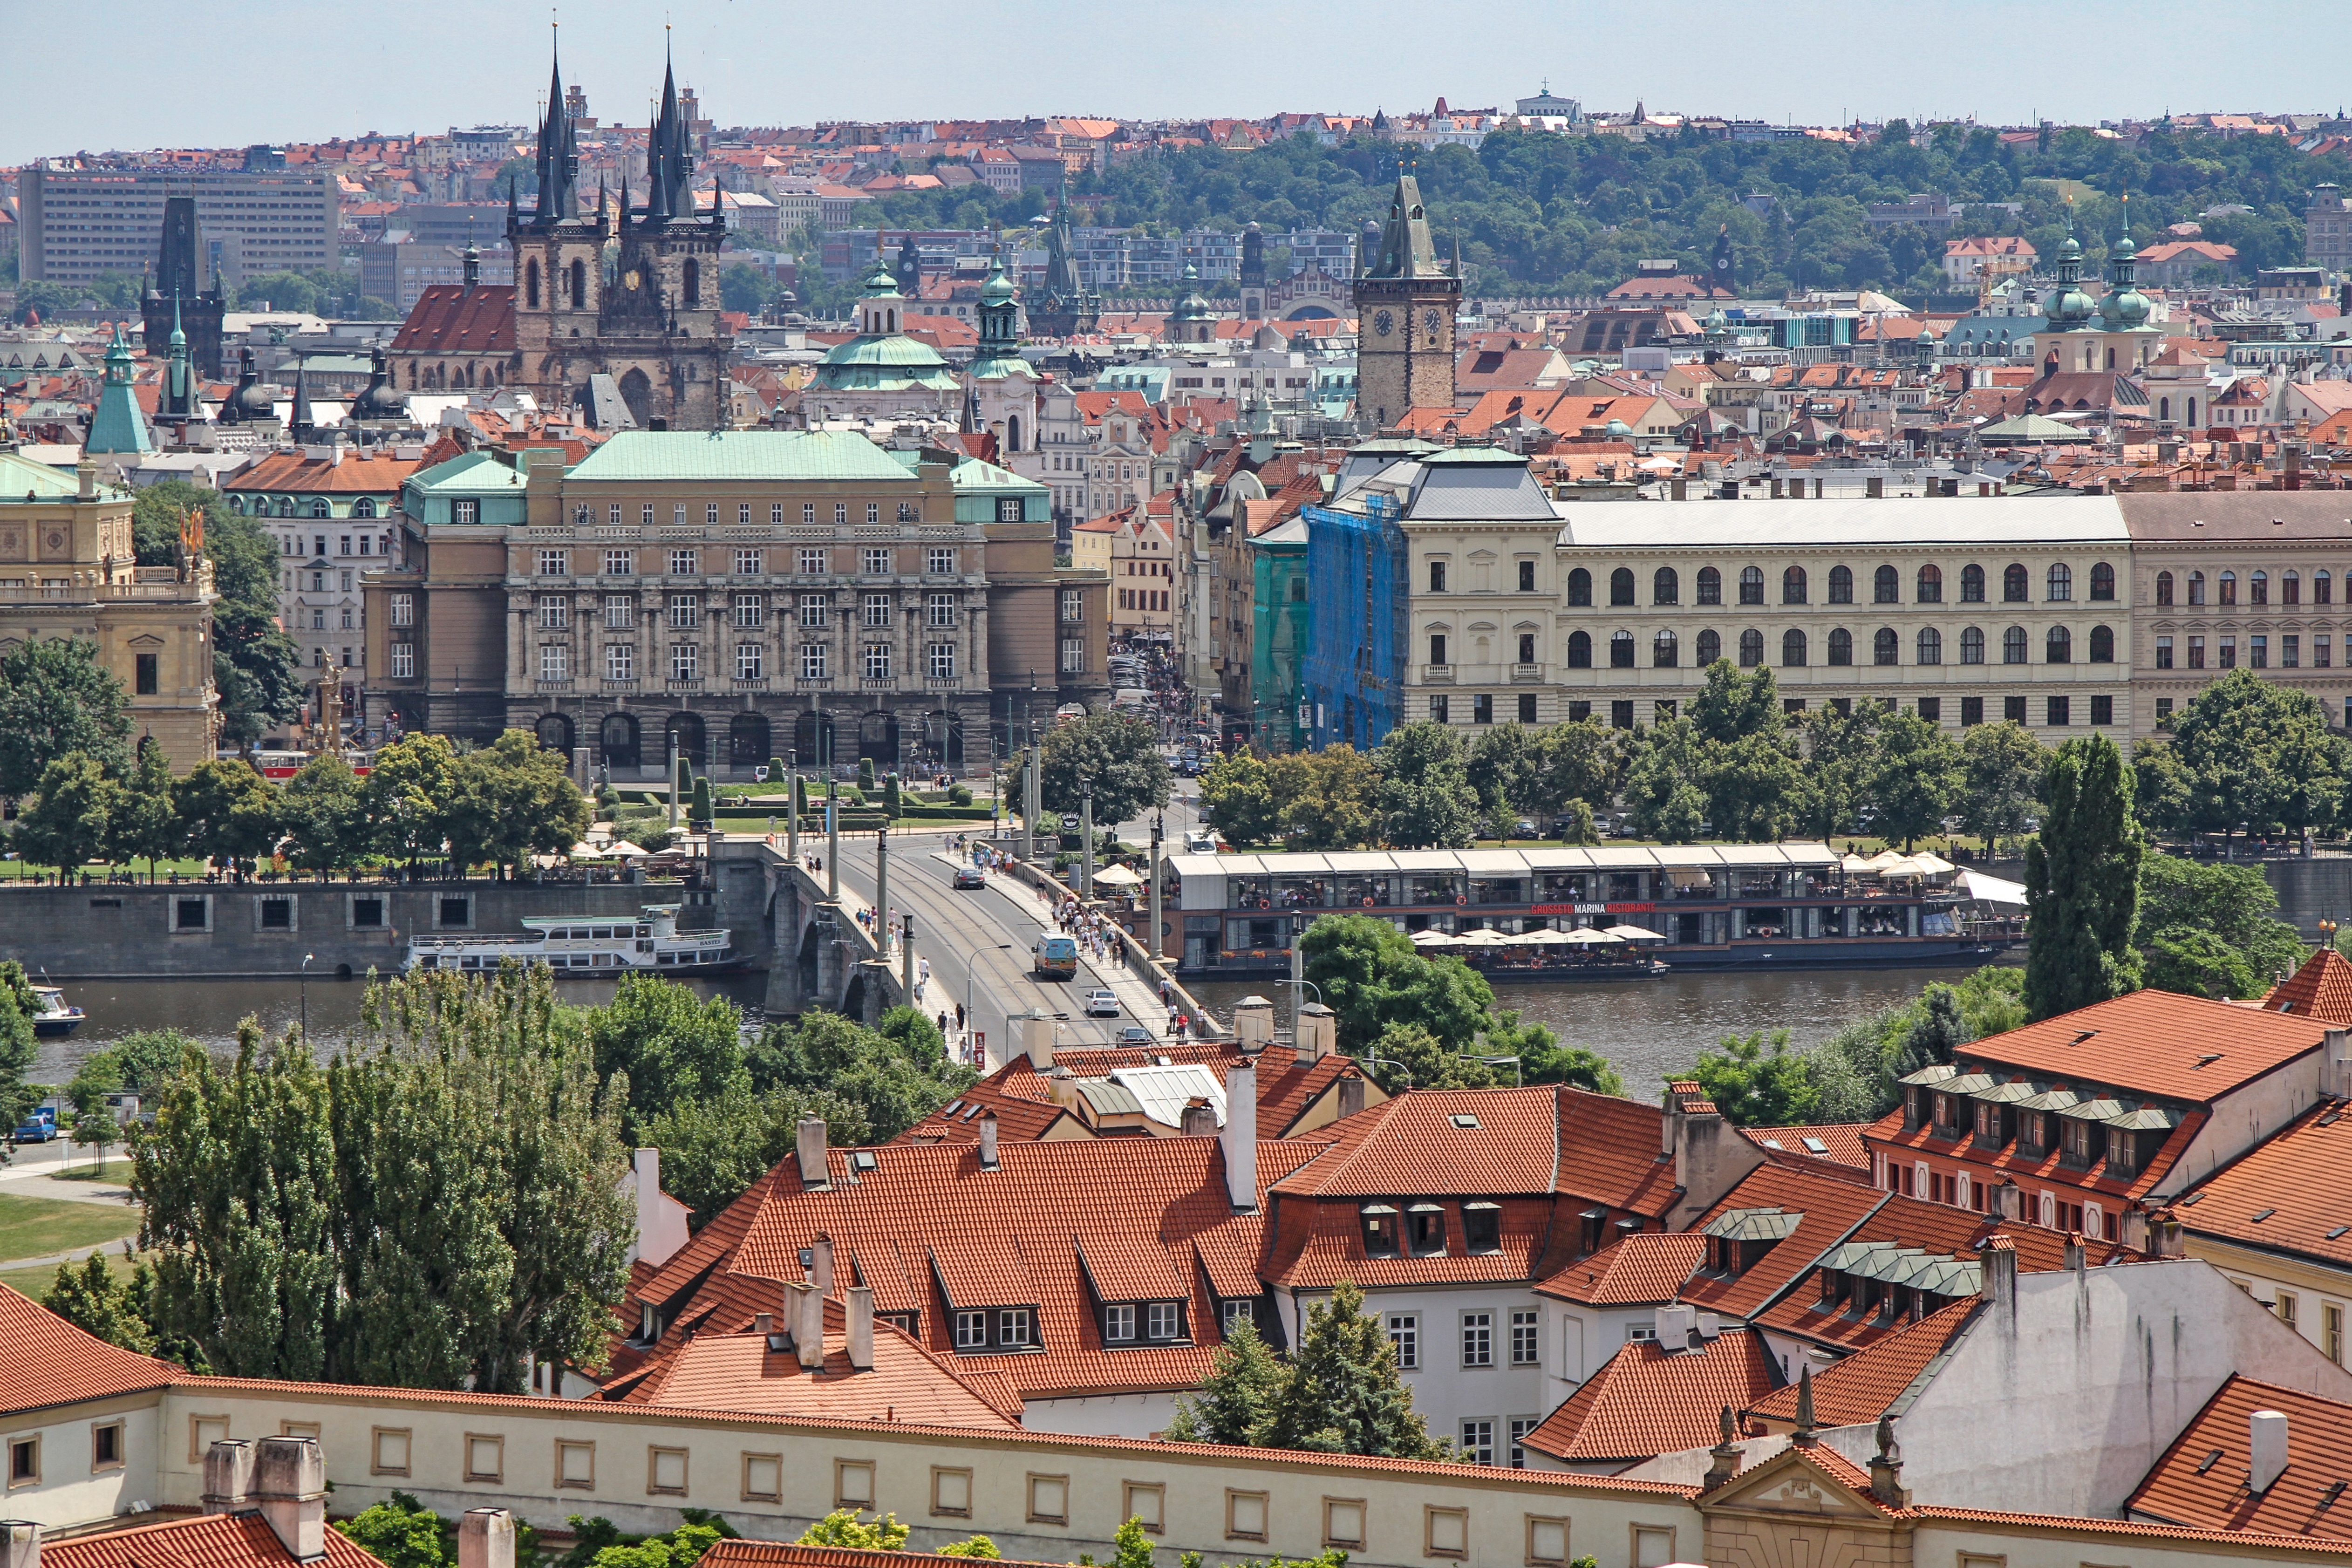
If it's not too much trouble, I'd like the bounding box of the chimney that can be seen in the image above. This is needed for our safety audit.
[1696,1311,1721,1341]
[1180,1098,1218,1137]
[847,1284,875,1371]
[2153,1215,2187,1259]
[1670,1091,1766,1224]
[457,1511,516,1568]
[1653,1302,1698,1349]
[1233,995,1274,1050]
[1335,1073,1367,1120]
[1978,1235,2018,1318]
[978,1111,1000,1168]
[251,1437,327,1561]
[2251,1409,2291,1494]
[1222,1059,1258,1211]
[2326,1028,2352,1101]
[2120,1206,2152,1253]
[796,1118,830,1188]
[202,1438,255,1514]
[811,1233,835,1295]
[753,1312,774,1337]
[1296,1002,1337,1061]
[1866,475,1884,498]
[0,1524,35,1568]
[76,459,95,501]
[2063,1235,2086,1273]
[787,1281,825,1369]
[1993,1179,2023,1220]
[1016,1007,1054,1069]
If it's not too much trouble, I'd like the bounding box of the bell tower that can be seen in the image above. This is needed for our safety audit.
[509,27,611,408]
[1353,174,1461,431]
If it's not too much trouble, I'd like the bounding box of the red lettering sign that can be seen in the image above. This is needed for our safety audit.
[1604,902,1657,914]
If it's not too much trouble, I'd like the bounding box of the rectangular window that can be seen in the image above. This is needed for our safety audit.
[539,594,569,629]
[1061,636,1084,673]
[674,505,687,526]
[451,501,478,525]
[1323,1499,1366,1550]
[2156,697,2175,725]
[864,644,893,681]
[1611,699,1635,729]
[931,1466,973,1518]
[670,644,699,681]
[390,642,415,679]
[1105,1304,1137,1341]
[2091,695,2113,726]
[609,504,623,525]
[1147,1301,1181,1340]
[738,504,753,526]
[556,1440,595,1490]
[1388,1313,1419,1370]
[647,1446,687,1496]
[1527,1517,1571,1566]
[135,653,158,695]
[1917,696,1941,723]
[371,1428,411,1477]
[800,593,831,628]
[1633,1527,1677,1568]
[667,594,701,629]
[604,595,635,629]
[607,644,634,681]
[92,1422,123,1472]
[2285,634,2302,668]
[1060,588,1083,622]
[464,1434,504,1483]
[2188,635,2207,669]
[1030,1474,1070,1527]
[605,550,634,576]
[2046,695,2071,727]
[2327,1303,2344,1365]
[733,593,763,629]
[1462,1312,1494,1367]
[799,548,827,575]
[2003,694,2027,725]
[1509,1416,1539,1469]
[998,1308,1033,1346]
[2278,1291,2301,1331]
[736,644,764,681]
[1226,1490,1268,1542]
[927,591,957,627]
[867,502,882,523]
[1518,559,1537,593]
[1519,693,1538,723]
[931,547,958,575]
[862,593,892,628]
[835,1459,875,1510]
[735,548,762,575]
[1430,694,1450,723]
[1510,1309,1540,1365]
[540,645,569,682]
[954,1310,988,1349]
[1426,1506,1470,1560]
[2252,634,2269,669]
[929,643,958,681]
[2221,637,2237,670]
[669,549,698,576]
[1125,1482,1166,1534]
[801,644,831,680]
[865,547,892,575]
[1222,1298,1254,1333]
[771,504,785,526]
[2322,636,2335,669]
[539,549,568,576]
[6,1436,35,1488]
[740,1452,782,1503]
[1459,1419,1495,1466]
[2155,635,2173,669]
[390,592,415,627]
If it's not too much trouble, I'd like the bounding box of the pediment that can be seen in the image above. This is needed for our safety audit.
[127,634,166,647]
[1709,1444,1892,1520]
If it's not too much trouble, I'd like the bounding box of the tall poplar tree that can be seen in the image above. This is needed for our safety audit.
[2024,734,2145,1021]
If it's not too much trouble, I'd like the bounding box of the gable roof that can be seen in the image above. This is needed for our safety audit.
[1520,1330,1779,1466]
[388,284,516,355]
[1921,988,2325,1104]
[224,450,423,495]
[2126,1374,2352,1539]
[1745,1124,1870,1169]
[1674,1164,1889,1323]
[2173,1098,2352,1269]
[1535,1232,1707,1307]
[1748,1301,1979,1427]
[0,1283,178,1417]
[2262,947,2352,1024]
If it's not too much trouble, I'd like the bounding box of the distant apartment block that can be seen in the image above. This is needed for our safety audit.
[16,165,339,286]
[2308,184,2352,273]
[359,240,516,310]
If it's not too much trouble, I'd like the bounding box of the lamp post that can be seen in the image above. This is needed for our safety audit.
[823,714,839,903]
[299,953,314,1042]
[784,746,799,862]
[1149,811,1165,962]
[1079,783,1095,901]
[875,826,891,968]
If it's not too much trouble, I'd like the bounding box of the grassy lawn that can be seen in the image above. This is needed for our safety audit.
[0,1248,136,1302]
[50,1160,134,1184]
[0,1191,141,1264]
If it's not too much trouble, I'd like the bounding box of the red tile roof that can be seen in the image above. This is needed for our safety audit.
[1748,1302,1978,1426]
[1745,1124,1871,1169]
[1673,1164,1888,1323]
[2172,1098,2352,1267]
[1535,1233,1706,1306]
[388,284,516,355]
[1268,1087,1561,1198]
[0,1283,177,1416]
[2126,1375,2352,1540]
[1520,1330,1779,1466]
[2261,948,2352,1025]
[42,1513,382,1568]
[223,450,423,495]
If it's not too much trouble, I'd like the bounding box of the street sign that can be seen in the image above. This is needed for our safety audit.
[1060,814,1081,830]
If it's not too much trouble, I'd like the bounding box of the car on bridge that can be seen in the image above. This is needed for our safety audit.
[1083,989,1121,1017]
[952,867,987,889]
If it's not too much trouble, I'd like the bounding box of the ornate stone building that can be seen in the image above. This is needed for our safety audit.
[1353,175,1461,429]
[139,196,225,382]
[1024,206,1099,340]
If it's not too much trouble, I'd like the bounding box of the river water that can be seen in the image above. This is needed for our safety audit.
[1189,966,1957,1091]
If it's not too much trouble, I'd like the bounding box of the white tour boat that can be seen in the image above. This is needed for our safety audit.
[405,904,736,975]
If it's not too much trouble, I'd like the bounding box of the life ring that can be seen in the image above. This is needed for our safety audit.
[1455,894,1468,907]
[1361,896,1375,907]
[1258,898,1271,910]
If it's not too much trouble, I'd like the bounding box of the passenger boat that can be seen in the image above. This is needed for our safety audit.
[404,903,737,975]
[29,987,84,1036]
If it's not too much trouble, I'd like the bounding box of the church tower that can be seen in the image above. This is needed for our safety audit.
[509,29,613,411]
[141,196,225,380]
[1353,174,1461,430]
[1238,222,1268,320]
[1027,205,1099,339]
[600,41,731,427]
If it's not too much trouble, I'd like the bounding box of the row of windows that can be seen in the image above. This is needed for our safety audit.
[280,533,387,558]
[547,547,961,578]
[2155,568,2338,607]
[2154,633,2335,670]
[1566,561,2115,608]
[1530,624,2119,669]
[536,593,961,630]
[232,495,381,519]
[1563,694,2118,729]
[545,643,966,683]
[569,500,935,529]
[1384,1309,1541,1371]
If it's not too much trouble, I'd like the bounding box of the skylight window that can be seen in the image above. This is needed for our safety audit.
[1802,1137,1830,1155]
[1449,1114,1481,1129]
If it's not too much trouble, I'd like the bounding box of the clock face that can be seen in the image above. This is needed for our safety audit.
[1424,309,1444,334]
[1373,310,1394,337]
[623,269,642,290]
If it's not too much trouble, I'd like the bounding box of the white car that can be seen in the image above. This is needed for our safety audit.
[1084,989,1121,1017]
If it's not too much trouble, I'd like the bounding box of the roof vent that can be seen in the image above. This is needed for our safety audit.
[2069,1030,2098,1046]
[2193,1052,2223,1068]
[1450,1113,1481,1129]
[2252,1208,2277,1223]
[2194,1447,2224,1475]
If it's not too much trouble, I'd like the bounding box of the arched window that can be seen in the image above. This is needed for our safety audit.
[2250,570,2269,607]
[309,499,331,519]
[1781,628,1807,667]
[1567,630,1592,668]
[2319,570,2335,606]
[2090,561,2116,601]
[1917,565,1943,603]
[2004,563,2029,603]
[2089,625,2115,663]
[2047,563,2072,601]
[2219,570,2237,607]
[600,712,641,771]
[1653,629,1678,668]
[2284,570,2302,607]
[1738,628,1765,668]
[1697,566,1722,606]
[228,494,245,513]
[1960,564,1985,603]
[2155,571,2174,606]
[1609,630,1636,668]
[1874,627,1900,666]
[1610,567,1636,607]
[1961,626,1985,665]
[1874,565,1900,604]
[1783,565,1808,605]
[1008,414,1023,450]
[525,257,540,308]
[1653,566,1679,606]
[2160,395,2171,422]
[534,713,573,753]
[1697,629,1721,663]
[1917,627,1942,665]
[2046,626,2072,664]
[2003,626,2028,664]
[1828,628,1854,666]
[1828,565,1854,604]
[1568,568,1592,607]
[2188,571,2207,606]
[570,258,587,305]
[1738,566,1765,606]
[352,497,376,519]
[683,259,701,308]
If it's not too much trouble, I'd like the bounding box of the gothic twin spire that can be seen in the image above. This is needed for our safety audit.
[529,30,702,229]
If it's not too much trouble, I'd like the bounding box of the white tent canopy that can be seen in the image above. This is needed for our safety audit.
[1605,924,1669,941]
[1091,864,1145,886]
[1555,927,1626,945]
[1958,868,2029,907]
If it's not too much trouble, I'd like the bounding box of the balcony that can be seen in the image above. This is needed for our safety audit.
[925,676,962,689]
[665,678,705,692]
[534,679,574,693]
[731,678,770,692]
[796,677,835,689]
[601,679,639,693]
[1424,664,1453,684]
[860,676,898,690]
[1510,662,1544,683]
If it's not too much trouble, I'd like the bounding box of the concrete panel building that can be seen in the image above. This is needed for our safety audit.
[16,165,337,287]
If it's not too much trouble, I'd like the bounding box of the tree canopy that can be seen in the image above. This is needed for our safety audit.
[2025,734,2145,1021]
[1037,710,1171,826]
[0,637,130,796]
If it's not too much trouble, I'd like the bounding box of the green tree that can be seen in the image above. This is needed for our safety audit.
[0,964,39,1133]
[586,972,748,1132]
[1886,983,1970,1078]
[172,759,280,871]
[1677,1030,1819,1125]
[1297,914,1491,1060]
[721,263,780,315]
[0,638,131,796]
[1364,1022,1502,1091]
[936,1540,1001,1560]
[877,1004,946,1063]
[1702,731,1804,843]
[638,1080,872,1228]
[1275,746,1384,850]
[109,738,181,878]
[443,730,593,876]
[1259,1279,1445,1458]
[1689,660,1779,745]
[1533,719,1628,816]
[43,1250,156,1354]
[1866,708,1963,850]
[2161,668,2347,839]
[2024,734,2145,1021]
[363,734,459,864]
[1199,750,1280,847]
[2142,926,2260,999]
[1466,723,1544,834]
[1039,710,1171,825]
[748,1009,975,1140]
[2134,854,2304,992]
[1623,719,1708,842]
[1166,1319,1286,1445]
[14,753,123,876]
[1958,722,2046,854]
[196,506,306,745]
[1520,1039,1628,1095]
[1794,700,1886,840]
[1373,722,1478,847]
[335,1495,449,1568]
[795,1513,909,1551]
[279,751,369,874]
[1109,1518,1155,1568]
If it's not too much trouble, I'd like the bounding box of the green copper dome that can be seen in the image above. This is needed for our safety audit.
[980,259,1016,307]
[861,256,902,298]
[1172,262,1212,321]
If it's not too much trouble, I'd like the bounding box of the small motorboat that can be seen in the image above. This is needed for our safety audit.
[30,987,84,1037]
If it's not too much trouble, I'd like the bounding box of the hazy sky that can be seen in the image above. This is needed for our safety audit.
[9,0,2342,166]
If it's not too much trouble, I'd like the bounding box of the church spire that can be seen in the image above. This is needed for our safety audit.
[532,20,578,225]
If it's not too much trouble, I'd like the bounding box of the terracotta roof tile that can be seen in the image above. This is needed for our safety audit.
[1521,1331,1779,1466]
[1534,1233,1706,1306]
[1745,1124,1871,1169]
[1748,1302,1978,1426]
[703,1544,1063,1568]
[2173,1098,2352,1267]
[1675,1165,1888,1322]
[388,284,517,355]
[2128,1375,2352,1539]
[0,1283,177,1416]
[224,450,423,495]
[43,1513,382,1568]
[2261,948,2352,1025]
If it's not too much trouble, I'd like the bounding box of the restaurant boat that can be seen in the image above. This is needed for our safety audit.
[405,903,737,975]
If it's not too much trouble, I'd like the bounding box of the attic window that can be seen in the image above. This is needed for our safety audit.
[1361,1203,1400,1258]
[1449,1114,1481,1129]
[1801,1137,1830,1155]
[943,1100,964,1116]
[2195,1448,2224,1475]
[1407,1202,1447,1256]
[2252,1208,2278,1223]
[2070,1030,2099,1046]
[1463,1201,1502,1255]
[2329,1226,2350,1241]
[852,1150,879,1172]
[2193,1053,2223,1068]
[2178,1192,2204,1206]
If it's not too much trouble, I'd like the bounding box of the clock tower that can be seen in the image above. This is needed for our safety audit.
[1354,174,1461,431]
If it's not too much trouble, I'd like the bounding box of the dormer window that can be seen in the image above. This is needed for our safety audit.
[1463,1202,1501,1254]
[1407,1203,1446,1256]
[1361,1203,1400,1257]
[1105,1304,1137,1342]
